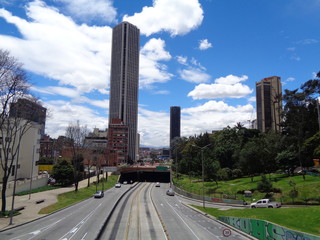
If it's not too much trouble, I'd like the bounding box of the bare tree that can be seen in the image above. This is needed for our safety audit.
[0,49,33,213]
[65,121,89,191]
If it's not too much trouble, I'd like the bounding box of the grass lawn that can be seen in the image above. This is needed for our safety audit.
[174,173,320,204]
[193,205,320,236]
[39,175,118,214]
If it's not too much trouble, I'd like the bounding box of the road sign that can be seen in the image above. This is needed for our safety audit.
[105,167,118,172]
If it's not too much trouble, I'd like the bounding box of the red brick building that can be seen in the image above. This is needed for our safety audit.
[106,119,129,165]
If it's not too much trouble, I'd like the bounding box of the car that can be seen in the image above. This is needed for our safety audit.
[155,182,160,187]
[93,190,104,198]
[115,183,121,188]
[250,199,281,208]
[166,189,175,196]
[123,181,127,185]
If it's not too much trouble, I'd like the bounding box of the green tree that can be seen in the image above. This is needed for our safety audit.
[281,73,320,170]
[257,174,273,193]
[239,138,264,181]
[51,159,74,186]
[301,131,320,165]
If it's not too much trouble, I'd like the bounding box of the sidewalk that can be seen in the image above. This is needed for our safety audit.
[0,175,105,231]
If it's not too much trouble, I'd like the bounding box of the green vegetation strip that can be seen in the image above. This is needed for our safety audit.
[174,174,320,204]
[39,175,118,214]
[192,205,320,236]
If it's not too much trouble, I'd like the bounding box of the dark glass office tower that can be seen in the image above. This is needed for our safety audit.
[108,22,140,163]
[170,106,181,146]
[256,76,282,133]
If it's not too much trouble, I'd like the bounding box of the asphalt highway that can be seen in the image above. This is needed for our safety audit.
[0,182,252,240]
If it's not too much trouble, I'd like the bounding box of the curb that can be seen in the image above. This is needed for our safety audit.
[94,182,140,240]
[181,202,257,240]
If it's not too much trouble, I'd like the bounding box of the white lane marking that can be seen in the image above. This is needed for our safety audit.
[58,203,102,240]
[10,218,64,240]
[81,232,88,240]
[31,230,40,235]
[165,199,200,240]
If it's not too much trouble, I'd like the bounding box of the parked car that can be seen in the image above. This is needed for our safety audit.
[166,189,175,196]
[250,199,281,208]
[93,190,104,198]
[155,182,160,187]
[115,182,121,188]
[123,181,128,185]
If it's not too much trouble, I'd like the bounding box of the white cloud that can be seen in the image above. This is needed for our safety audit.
[188,75,252,100]
[33,86,80,98]
[138,100,255,147]
[296,38,319,45]
[0,1,111,94]
[178,68,210,83]
[138,108,170,147]
[290,55,301,61]
[248,96,256,103]
[199,39,212,50]
[44,101,108,138]
[154,90,170,95]
[181,101,254,137]
[55,0,117,24]
[283,77,296,85]
[287,47,295,51]
[215,75,248,85]
[139,38,173,88]
[140,38,171,61]
[123,0,204,36]
[176,56,188,65]
[312,72,318,78]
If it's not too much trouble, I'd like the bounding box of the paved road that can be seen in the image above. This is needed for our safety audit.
[0,184,131,240]
[152,183,250,240]
[0,174,107,230]
[0,181,252,240]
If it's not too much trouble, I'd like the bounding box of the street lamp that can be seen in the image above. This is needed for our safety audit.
[192,143,211,208]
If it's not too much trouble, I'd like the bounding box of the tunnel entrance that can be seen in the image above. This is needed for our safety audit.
[119,171,170,183]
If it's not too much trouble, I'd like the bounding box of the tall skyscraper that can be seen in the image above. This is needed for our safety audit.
[256,76,282,133]
[170,106,181,147]
[108,21,140,163]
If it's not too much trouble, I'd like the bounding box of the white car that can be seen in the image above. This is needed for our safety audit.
[115,183,121,188]
[251,199,281,208]
[155,182,160,187]
[166,189,175,196]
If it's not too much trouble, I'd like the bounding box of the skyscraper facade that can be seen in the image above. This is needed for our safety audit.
[108,21,140,163]
[256,76,282,133]
[170,106,181,146]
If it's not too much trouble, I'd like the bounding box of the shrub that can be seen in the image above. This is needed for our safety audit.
[257,174,273,193]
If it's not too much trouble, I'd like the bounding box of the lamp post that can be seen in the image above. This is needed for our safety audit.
[192,143,211,208]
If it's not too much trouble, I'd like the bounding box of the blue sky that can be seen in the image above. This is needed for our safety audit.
[0,0,319,147]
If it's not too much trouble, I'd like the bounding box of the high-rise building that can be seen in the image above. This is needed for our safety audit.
[256,76,282,133]
[108,21,140,164]
[170,106,181,147]
[10,98,47,136]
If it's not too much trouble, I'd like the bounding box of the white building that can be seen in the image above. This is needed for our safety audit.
[0,120,41,182]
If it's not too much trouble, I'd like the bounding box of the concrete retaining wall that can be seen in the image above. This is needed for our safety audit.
[219,216,320,240]
[0,175,48,198]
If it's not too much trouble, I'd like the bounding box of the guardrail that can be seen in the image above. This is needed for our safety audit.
[171,184,245,205]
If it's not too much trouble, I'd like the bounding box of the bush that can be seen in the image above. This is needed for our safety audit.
[257,174,273,193]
